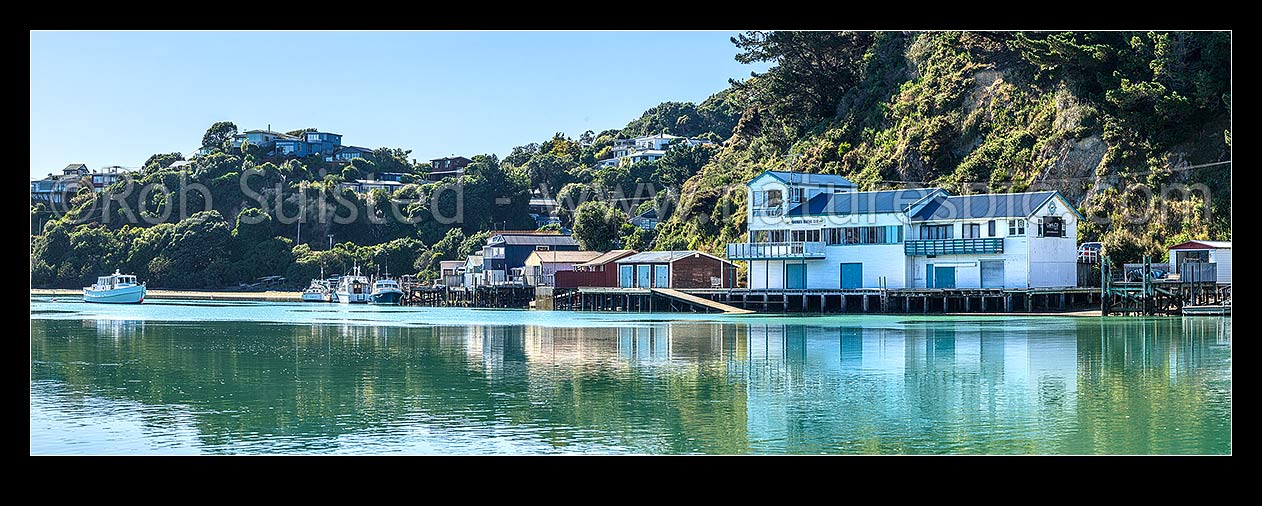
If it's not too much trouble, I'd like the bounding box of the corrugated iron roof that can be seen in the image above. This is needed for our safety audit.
[526,250,603,264]
[763,170,856,187]
[489,234,579,246]
[577,249,639,267]
[911,191,1059,221]
[616,250,732,265]
[1170,240,1231,250]
[788,188,942,216]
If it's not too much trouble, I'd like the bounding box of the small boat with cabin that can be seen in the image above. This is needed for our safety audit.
[335,266,371,304]
[301,279,332,302]
[369,277,404,305]
[84,270,146,304]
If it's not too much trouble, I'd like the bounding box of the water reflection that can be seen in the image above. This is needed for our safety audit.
[31,316,1231,454]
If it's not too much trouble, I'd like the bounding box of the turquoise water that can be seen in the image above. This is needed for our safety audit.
[30,297,1232,454]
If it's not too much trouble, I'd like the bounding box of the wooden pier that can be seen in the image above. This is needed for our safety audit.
[550,286,1102,315]
[1100,255,1231,316]
[403,285,535,309]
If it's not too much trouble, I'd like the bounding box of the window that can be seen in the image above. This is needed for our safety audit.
[1039,216,1065,237]
[962,223,981,238]
[790,229,821,243]
[536,245,551,251]
[988,220,996,237]
[826,226,901,245]
[1008,219,1026,236]
[827,228,842,245]
[753,230,769,243]
[789,187,805,203]
[765,190,783,207]
[920,224,953,240]
[768,230,787,242]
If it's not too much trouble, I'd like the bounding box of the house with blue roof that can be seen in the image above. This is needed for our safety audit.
[727,170,1081,290]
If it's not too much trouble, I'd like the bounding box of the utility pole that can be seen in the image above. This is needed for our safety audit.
[328,234,334,250]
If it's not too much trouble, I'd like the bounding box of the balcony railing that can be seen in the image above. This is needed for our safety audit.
[727,241,826,260]
[904,238,1003,256]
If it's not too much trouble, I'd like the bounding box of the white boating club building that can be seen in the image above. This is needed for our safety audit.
[727,170,1081,290]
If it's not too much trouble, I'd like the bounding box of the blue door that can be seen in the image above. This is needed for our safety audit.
[785,263,806,289]
[934,266,956,288]
[840,263,863,289]
[637,265,651,288]
[654,265,669,288]
[926,264,934,288]
[619,265,633,288]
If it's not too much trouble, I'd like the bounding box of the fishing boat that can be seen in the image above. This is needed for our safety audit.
[335,266,371,304]
[83,270,146,304]
[369,277,404,305]
[301,279,332,302]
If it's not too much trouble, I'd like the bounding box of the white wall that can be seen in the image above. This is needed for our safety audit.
[1027,196,1078,288]
[749,260,785,290]
[1214,249,1232,284]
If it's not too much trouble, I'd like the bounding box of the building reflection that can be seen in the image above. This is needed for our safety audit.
[731,319,1081,453]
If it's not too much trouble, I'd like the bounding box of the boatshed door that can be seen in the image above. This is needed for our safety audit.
[619,265,634,288]
[981,260,1004,288]
[637,265,652,288]
[785,263,807,289]
[934,266,956,289]
[654,265,670,288]
[840,263,863,289]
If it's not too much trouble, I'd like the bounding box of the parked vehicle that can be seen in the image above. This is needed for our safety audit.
[1078,242,1103,264]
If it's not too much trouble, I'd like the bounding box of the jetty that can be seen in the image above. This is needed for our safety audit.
[1100,255,1231,316]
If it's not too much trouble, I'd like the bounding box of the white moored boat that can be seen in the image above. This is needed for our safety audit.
[301,279,332,302]
[84,270,146,304]
[335,266,371,304]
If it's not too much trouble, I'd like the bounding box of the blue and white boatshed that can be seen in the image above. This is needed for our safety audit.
[727,170,1082,290]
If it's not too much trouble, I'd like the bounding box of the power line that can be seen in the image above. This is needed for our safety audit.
[869,160,1232,186]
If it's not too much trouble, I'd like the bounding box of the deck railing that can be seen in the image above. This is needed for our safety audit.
[726,241,826,260]
[904,237,1004,256]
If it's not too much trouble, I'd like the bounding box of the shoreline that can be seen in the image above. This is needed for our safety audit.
[32,288,300,302]
[31,289,1105,316]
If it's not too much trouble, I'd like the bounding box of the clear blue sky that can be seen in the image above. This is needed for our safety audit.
[30,31,769,179]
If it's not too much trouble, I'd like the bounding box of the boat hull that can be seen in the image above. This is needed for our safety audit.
[83,285,146,304]
[301,292,330,302]
[369,290,404,305]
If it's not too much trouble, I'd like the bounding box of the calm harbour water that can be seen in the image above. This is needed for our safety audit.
[30,297,1231,454]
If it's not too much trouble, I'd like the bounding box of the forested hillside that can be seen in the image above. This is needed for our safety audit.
[30,31,1230,289]
[654,31,1231,265]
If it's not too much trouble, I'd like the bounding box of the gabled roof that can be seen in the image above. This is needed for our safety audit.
[526,250,603,264]
[337,146,374,154]
[756,170,856,188]
[617,250,733,265]
[910,191,1082,221]
[63,163,87,172]
[577,249,639,267]
[631,208,658,220]
[488,233,579,247]
[788,188,943,216]
[431,156,472,163]
[439,260,465,269]
[1170,240,1231,250]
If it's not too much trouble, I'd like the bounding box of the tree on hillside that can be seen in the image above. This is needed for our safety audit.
[143,153,184,172]
[572,201,625,251]
[201,121,238,152]
[731,31,875,131]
